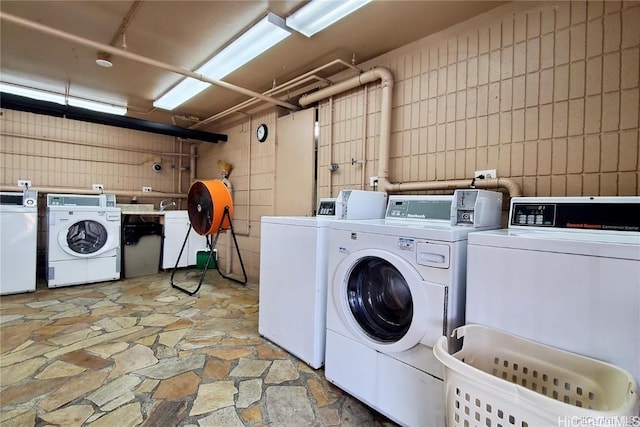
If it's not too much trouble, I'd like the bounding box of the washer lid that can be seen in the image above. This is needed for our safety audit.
[468,228,640,260]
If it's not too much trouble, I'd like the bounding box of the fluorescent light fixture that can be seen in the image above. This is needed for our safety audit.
[0,82,127,115]
[0,82,65,105]
[286,0,371,37]
[67,98,127,115]
[154,12,291,111]
[153,78,210,112]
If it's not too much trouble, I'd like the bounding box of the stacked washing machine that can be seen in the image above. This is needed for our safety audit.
[46,193,121,288]
[324,189,504,426]
[0,189,38,295]
[466,196,640,385]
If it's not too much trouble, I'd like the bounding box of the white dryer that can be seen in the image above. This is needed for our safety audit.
[0,189,38,295]
[259,190,388,369]
[466,196,640,384]
[325,189,503,427]
[47,193,121,288]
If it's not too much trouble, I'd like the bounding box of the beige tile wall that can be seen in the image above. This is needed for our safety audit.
[0,109,186,198]
[318,0,640,198]
[197,111,277,281]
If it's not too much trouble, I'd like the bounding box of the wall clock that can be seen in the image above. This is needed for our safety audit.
[256,123,268,142]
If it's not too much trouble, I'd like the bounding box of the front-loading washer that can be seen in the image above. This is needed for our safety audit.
[325,189,503,426]
[47,193,121,288]
[0,189,38,295]
[466,196,640,384]
[259,190,388,368]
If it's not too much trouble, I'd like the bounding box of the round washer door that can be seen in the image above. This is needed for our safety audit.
[58,218,116,257]
[332,248,435,353]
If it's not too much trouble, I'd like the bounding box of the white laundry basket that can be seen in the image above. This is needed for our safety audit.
[433,324,639,427]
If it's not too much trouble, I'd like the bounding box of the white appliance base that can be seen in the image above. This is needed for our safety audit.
[259,218,328,369]
[48,256,120,288]
[325,329,445,427]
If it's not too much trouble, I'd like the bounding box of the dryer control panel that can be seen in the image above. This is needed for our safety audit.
[509,196,640,232]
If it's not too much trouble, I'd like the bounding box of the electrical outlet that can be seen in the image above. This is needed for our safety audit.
[92,184,104,191]
[142,186,152,192]
[369,176,378,187]
[474,169,497,179]
[17,180,32,188]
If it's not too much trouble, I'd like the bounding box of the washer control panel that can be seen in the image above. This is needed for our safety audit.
[386,196,452,220]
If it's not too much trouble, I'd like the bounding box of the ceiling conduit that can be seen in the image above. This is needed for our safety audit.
[0,11,299,137]
[298,67,522,198]
[190,58,361,128]
[1,93,227,143]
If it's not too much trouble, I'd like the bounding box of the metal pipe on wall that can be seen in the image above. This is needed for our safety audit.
[0,132,194,157]
[298,67,523,198]
[178,139,183,200]
[360,85,368,190]
[189,144,197,185]
[0,184,187,199]
[381,178,522,196]
[328,97,334,195]
[1,150,145,166]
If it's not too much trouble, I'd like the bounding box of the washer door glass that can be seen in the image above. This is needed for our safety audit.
[347,256,413,342]
[66,220,108,254]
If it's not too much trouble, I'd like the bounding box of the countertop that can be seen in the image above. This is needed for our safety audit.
[117,204,165,216]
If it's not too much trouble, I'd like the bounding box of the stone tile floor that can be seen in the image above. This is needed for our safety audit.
[0,271,397,426]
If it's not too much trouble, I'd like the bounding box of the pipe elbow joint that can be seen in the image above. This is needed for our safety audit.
[373,67,394,89]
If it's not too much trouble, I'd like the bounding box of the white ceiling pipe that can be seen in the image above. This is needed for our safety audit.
[298,67,523,198]
[193,74,329,127]
[191,58,359,128]
[0,11,298,111]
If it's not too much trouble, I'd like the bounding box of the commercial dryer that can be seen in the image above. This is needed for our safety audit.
[466,196,640,384]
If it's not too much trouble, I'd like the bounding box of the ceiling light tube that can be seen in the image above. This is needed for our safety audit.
[154,12,291,111]
[0,82,66,105]
[286,0,371,37]
[67,98,127,115]
[151,78,209,111]
[0,82,127,115]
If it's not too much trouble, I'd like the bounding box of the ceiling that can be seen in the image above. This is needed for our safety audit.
[0,1,506,128]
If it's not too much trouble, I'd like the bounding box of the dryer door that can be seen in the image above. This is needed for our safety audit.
[58,218,117,258]
[332,248,446,353]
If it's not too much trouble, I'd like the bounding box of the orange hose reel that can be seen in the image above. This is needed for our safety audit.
[187,180,233,236]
